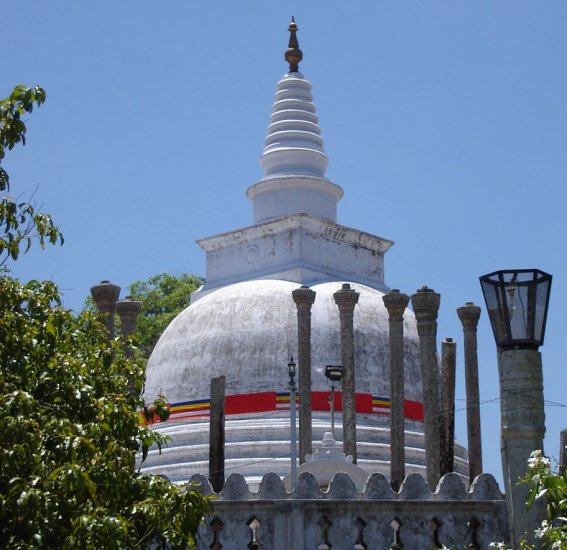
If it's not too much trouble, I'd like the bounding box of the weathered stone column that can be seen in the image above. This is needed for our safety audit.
[209,375,225,493]
[90,280,121,340]
[382,289,410,490]
[457,302,483,483]
[116,296,142,339]
[440,337,456,476]
[292,285,316,464]
[334,283,360,463]
[410,286,441,489]
[116,296,143,395]
[560,429,567,476]
[499,349,546,548]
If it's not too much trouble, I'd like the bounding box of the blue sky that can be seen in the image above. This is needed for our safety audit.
[3,1,567,486]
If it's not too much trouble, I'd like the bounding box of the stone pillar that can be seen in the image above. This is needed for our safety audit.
[292,285,316,464]
[440,337,456,476]
[90,280,121,339]
[457,302,483,483]
[209,375,226,493]
[116,296,142,339]
[560,430,567,476]
[410,286,442,489]
[499,349,546,548]
[334,283,360,463]
[382,289,410,490]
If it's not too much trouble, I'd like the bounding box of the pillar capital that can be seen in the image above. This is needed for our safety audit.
[90,280,121,340]
[292,285,316,307]
[382,289,410,319]
[90,280,121,313]
[116,296,142,317]
[457,302,481,330]
[333,283,360,313]
[116,296,142,337]
[411,286,440,322]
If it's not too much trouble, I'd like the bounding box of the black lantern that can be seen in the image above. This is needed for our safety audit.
[325,364,343,382]
[287,356,297,379]
[479,269,552,350]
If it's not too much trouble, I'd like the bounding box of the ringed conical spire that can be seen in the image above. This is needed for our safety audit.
[285,16,303,72]
[246,18,343,224]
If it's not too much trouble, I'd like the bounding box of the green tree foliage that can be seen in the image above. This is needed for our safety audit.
[489,450,567,549]
[0,85,62,265]
[521,450,567,549]
[0,278,210,548]
[127,273,204,358]
[0,87,210,547]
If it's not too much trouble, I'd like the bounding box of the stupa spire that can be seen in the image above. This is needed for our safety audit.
[285,16,303,73]
[246,18,343,224]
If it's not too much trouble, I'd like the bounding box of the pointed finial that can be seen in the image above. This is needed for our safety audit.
[285,16,303,73]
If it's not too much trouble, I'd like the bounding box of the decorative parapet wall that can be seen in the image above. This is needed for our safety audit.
[192,472,509,549]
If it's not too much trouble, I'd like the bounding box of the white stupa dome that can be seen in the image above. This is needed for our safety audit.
[144,279,421,405]
[141,280,468,485]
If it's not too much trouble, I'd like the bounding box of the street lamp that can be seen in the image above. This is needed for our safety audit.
[325,365,343,438]
[479,269,552,350]
[479,268,552,547]
[287,356,297,489]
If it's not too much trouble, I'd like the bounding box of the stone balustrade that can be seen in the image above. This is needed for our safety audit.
[191,471,509,549]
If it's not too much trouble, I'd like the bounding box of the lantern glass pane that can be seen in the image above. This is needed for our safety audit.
[480,269,551,349]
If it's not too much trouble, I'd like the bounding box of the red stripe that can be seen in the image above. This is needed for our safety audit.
[404,400,424,421]
[148,392,424,424]
[311,391,373,413]
[225,392,276,414]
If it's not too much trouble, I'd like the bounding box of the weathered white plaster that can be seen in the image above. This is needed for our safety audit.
[145,280,419,403]
[194,215,392,298]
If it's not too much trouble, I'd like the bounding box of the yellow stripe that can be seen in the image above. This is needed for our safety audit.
[170,403,210,412]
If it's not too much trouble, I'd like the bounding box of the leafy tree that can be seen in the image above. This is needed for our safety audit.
[0,86,210,548]
[127,273,203,358]
[0,85,62,266]
[0,278,210,548]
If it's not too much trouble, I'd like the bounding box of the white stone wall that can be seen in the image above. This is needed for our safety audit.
[192,472,509,549]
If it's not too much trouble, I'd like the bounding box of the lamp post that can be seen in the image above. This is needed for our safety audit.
[480,269,552,548]
[325,365,343,438]
[288,356,297,489]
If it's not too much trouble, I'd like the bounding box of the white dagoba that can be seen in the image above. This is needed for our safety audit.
[142,19,468,488]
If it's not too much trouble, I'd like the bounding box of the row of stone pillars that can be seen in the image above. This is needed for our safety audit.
[292,283,360,464]
[383,286,484,489]
[290,282,484,487]
[89,280,141,345]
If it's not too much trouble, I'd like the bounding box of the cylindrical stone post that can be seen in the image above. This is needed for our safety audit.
[560,430,567,476]
[90,280,121,340]
[209,375,226,493]
[334,283,360,463]
[457,302,483,483]
[382,289,410,490]
[440,337,456,476]
[410,286,442,489]
[498,349,546,548]
[292,285,316,464]
[116,296,142,339]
